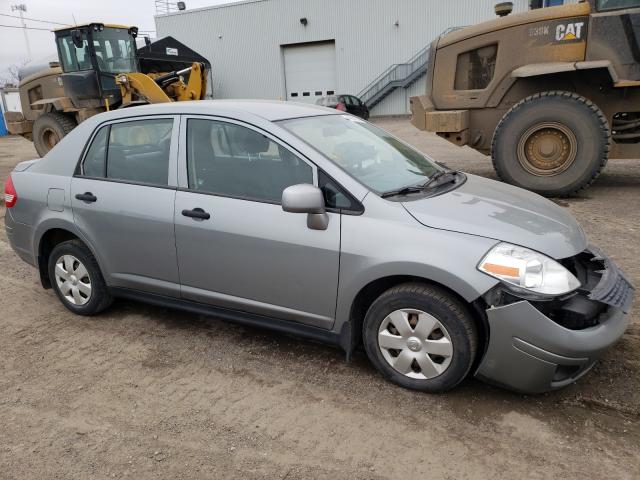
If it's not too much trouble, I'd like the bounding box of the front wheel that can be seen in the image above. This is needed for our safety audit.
[491,91,610,197]
[363,283,478,393]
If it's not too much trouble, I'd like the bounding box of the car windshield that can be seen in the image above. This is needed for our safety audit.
[280,115,440,193]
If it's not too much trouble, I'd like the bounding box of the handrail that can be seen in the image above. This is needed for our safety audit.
[357,26,464,108]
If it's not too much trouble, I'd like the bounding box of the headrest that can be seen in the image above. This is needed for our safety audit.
[127,126,152,146]
[231,127,270,154]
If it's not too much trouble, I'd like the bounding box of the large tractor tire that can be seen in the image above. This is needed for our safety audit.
[491,91,610,197]
[33,112,77,157]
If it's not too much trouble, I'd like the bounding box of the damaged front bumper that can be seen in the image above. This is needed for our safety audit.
[475,247,635,394]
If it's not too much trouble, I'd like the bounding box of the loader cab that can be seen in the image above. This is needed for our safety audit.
[54,23,139,108]
[586,0,640,81]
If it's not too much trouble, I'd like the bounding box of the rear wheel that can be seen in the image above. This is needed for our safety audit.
[33,112,77,157]
[363,283,478,393]
[491,91,610,197]
[48,240,112,315]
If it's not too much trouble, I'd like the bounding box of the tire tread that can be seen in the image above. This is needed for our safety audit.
[491,90,610,197]
[363,282,478,392]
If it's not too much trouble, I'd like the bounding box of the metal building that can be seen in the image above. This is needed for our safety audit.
[155,0,572,115]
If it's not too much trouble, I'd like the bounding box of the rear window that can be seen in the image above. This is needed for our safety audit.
[81,118,173,186]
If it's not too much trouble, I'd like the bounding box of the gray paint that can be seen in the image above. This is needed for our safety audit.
[476,299,629,394]
[154,0,534,115]
[402,174,587,259]
[46,188,65,212]
[4,100,631,394]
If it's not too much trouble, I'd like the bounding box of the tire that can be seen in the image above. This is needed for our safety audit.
[363,283,478,393]
[48,240,112,315]
[33,112,77,157]
[491,91,610,197]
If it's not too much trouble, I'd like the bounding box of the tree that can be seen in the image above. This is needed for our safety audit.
[0,59,29,88]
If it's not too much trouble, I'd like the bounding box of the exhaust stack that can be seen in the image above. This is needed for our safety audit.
[495,2,513,17]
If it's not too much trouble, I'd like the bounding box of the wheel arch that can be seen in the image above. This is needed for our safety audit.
[35,221,103,289]
[490,68,614,114]
[342,273,490,359]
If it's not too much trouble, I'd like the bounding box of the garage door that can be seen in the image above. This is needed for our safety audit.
[283,41,336,104]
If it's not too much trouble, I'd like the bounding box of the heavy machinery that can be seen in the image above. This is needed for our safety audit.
[410,0,640,196]
[4,23,210,157]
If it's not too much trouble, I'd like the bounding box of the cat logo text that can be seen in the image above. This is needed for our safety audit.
[555,22,585,41]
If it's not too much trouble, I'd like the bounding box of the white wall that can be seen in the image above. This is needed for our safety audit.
[155,0,532,115]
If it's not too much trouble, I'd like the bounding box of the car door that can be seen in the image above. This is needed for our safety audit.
[174,116,340,329]
[71,116,181,297]
[352,96,369,119]
[341,95,356,115]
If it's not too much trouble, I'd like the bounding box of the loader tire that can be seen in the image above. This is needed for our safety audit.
[491,91,610,197]
[33,112,77,157]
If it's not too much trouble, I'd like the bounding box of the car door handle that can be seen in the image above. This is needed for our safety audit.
[182,208,211,220]
[75,192,97,203]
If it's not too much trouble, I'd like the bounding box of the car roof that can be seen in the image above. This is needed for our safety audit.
[99,100,340,122]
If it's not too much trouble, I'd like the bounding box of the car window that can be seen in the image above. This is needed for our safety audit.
[186,119,313,203]
[83,126,109,177]
[351,96,362,106]
[81,118,173,186]
[325,96,338,106]
[342,95,354,106]
[318,170,361,212]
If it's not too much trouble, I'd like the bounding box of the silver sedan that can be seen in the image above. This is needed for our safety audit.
[4,100,635,393]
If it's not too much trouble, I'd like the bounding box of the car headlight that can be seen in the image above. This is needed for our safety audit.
[478,243,580,296]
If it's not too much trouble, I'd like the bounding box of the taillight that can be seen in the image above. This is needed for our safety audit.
[4,175,17,208]
[336,103,347,111]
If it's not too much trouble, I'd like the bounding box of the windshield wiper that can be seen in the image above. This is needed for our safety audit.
[381,185,425,198]
[381,169,460,198]
[421,169,459,189]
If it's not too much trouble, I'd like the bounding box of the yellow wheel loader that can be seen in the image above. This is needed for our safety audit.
[4,23,210,157]
[410,1,640,196]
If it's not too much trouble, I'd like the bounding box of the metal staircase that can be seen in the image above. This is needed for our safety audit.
[357,27,461,109]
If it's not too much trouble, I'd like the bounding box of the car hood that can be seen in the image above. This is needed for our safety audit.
[402,174,587,259]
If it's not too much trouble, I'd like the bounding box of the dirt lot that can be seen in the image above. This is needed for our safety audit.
[1,121,638,479]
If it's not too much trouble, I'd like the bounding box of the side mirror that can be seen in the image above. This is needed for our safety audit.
[282,184,329,230]
[71,29,84,48]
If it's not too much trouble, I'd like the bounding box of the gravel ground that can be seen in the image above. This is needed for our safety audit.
[0,121,638,479]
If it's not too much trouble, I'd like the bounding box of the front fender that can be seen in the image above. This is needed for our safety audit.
[511,60,618,83]
[334,205,499,330]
